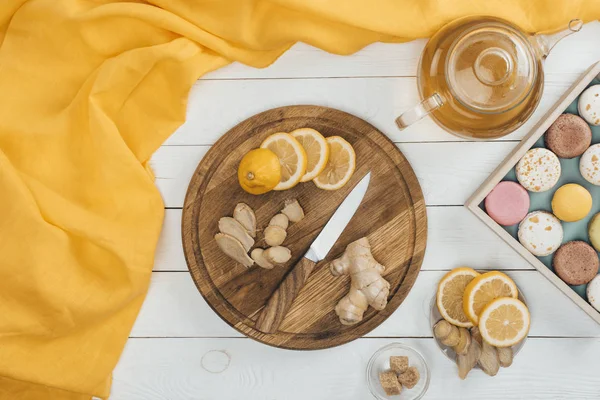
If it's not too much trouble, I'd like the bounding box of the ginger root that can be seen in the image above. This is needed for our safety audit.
[497,346,514,368]
[330,237,390,325]
[471,326,502,375]
[457,335,481,380]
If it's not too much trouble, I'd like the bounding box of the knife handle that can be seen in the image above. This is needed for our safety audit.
[255,257,317,333]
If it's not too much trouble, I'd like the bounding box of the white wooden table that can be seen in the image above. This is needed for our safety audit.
[110,22,600,399]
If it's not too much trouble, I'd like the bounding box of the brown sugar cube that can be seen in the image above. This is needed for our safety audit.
[389,356,409,374]
[379,370,402,396]
[398,366,420,389]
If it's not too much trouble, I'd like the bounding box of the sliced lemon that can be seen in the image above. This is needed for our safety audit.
[290,128,330,182]
[436,267,480,327]
[313,136,356,190]
[478,297,530,347]
[463,271,518,326]
[260,132,307,191]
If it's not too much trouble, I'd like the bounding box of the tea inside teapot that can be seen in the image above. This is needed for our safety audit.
[396,16,582,140]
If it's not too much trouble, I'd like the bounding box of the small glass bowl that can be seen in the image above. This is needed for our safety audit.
[429,287,528,364]
[366,343,430,400]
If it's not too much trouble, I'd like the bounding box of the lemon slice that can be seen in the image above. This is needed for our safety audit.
[290,128,330,182]
[260,132,307,191]
[463,271,518,326]
[478,297,530,347]
[313,136,356,190]
[436,267,480,327]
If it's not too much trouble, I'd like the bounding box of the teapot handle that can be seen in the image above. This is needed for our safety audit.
[396,93,444,130]
[533,19,583,59]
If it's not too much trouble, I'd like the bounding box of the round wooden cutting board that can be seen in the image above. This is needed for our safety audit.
[182,106,427,350]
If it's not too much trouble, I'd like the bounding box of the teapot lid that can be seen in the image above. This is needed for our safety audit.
[446,22,538,114]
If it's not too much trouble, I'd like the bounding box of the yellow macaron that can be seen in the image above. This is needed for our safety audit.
[551,184,592,222]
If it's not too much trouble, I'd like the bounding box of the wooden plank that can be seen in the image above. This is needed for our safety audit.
[155,207,530,272]
[150,142,517,208]
[166,78,575,145]
[110,337,600,400]
[130,271,600,338]
[199,22,600,80]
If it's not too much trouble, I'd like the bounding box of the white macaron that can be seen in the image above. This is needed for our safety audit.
[518,211,563,257]
[516,148,561,192]
[587,274,600,312]
[578,84,600,126]
[580,144,600,185]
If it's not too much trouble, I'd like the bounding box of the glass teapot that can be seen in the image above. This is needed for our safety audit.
[396,16,583,140]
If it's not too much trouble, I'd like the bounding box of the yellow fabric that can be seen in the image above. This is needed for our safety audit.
[0,1,598,398]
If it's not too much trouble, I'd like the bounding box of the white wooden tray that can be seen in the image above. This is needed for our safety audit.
[466,61,600,325]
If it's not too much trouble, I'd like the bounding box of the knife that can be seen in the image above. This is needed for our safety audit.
[255,172,371,334]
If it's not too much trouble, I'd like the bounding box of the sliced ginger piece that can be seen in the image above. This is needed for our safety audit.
[218,217,254,251]
[233,203,256,237]
[264,246,291,264]
[454,327,471,355]
[441,325,460,347]
[251,248,274,270]
[269,213,289,229]
[281,199,304,223]
[214,233,253,268]
[433,319,453,341]
[264,225,286,246]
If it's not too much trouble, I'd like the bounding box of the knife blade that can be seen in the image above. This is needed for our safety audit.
[255,172,371,333]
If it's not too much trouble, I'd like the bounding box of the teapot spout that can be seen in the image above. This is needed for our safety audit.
[531,19,583,59]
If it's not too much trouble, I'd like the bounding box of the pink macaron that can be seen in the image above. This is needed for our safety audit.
[485,181,530,226]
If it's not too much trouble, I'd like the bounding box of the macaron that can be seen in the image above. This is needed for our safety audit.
[588,213,600,252]
[580,144,600,185]
[544,114,591,158]
[553,241,599,286]
[485,181,530,226]
[516,148,561,192]
[551,183,592,222]
[578,84,600,126]
[518,211,563,257]
[587,275,600,312]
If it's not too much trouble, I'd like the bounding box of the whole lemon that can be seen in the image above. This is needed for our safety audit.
[238,148,281,195]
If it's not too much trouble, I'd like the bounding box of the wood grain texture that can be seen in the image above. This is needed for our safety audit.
[466,62,600,326]
[255,257,316,333]
[181,106,427,349]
